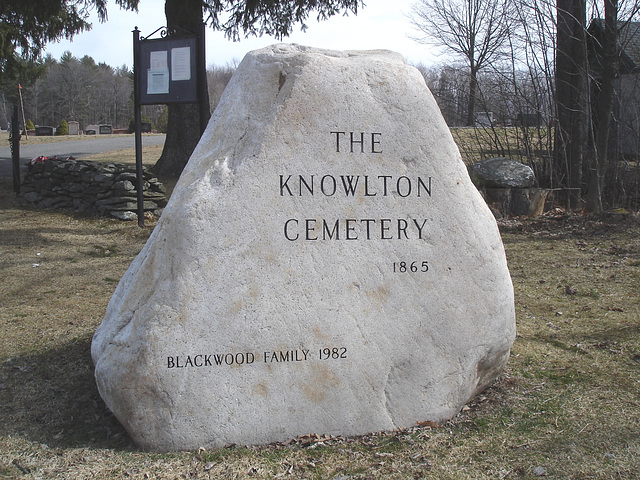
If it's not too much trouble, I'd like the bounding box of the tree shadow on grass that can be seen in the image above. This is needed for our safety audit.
[0,334,135,451]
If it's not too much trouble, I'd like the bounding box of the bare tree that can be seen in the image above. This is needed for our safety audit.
[409,0,516,126]
[22,52,133,130]
[207,62,237,114]
[410,0,640,210]
[555,0,640,211]
[554,0,588,209]
[586,0,618,212]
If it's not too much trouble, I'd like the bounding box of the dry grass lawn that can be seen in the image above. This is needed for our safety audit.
[0,141,639,479]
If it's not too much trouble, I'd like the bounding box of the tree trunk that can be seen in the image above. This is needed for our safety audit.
[555,0,587,209]
[152,0,211,178]
[586,0,618,213]
[467,69,478,127]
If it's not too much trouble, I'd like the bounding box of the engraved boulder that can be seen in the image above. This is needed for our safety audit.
[92,44,516,452]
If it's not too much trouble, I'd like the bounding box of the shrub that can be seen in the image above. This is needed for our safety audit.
[56,120,69,136]
[25,119,35,130]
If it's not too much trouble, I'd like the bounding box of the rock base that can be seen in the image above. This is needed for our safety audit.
[484,188,550,217]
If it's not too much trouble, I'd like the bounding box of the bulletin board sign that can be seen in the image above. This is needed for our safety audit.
[138,36,198,104]
[132,25,207,227]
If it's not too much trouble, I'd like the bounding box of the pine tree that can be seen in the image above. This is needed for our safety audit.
[0,0,139,79]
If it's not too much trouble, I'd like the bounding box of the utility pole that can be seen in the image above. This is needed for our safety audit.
[18,84,28,138]
[10,106,21,194]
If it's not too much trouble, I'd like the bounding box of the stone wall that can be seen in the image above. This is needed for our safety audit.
[21,157,168,221]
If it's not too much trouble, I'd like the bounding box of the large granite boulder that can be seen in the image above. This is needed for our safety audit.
[470,157,535,188]
[92,44,516,452]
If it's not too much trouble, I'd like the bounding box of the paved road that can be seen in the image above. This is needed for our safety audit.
[0,134,166,178]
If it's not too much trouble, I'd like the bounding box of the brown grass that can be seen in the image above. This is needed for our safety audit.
[451,127,554,167]
[0,145,639,478]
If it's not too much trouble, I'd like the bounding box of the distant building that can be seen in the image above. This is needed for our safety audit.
[475,111,494,127]
[588,20,640,158]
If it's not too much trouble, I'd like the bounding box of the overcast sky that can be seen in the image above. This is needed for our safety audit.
[43,0,443,69]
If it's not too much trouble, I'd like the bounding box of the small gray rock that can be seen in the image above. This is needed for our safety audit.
[22,191,41,203]
[109,210,137,221]
[533,466,548,476]
[113,180,135,191]
[94,173,115,183]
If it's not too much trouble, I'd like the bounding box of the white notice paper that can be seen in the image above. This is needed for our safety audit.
[171,47,191,81]
[150,51,168,70]
[147,69,169,94]
[147,50,170,94]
